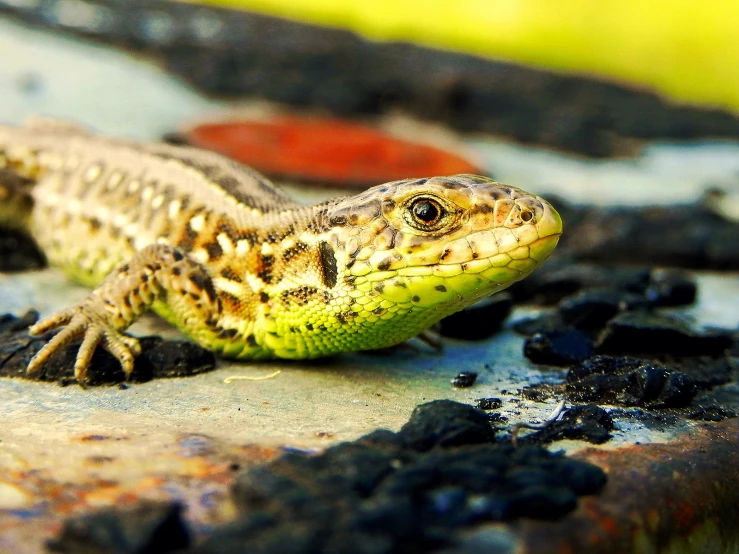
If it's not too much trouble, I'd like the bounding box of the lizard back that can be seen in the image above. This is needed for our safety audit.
[0,121,303,284]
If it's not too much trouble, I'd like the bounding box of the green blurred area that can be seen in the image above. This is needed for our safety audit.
[187,0,739,112]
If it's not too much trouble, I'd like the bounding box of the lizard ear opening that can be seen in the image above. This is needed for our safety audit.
[318,241,338,289]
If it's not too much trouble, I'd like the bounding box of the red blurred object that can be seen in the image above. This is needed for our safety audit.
[182,116,483,188]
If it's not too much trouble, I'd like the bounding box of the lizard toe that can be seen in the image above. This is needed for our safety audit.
[101,331,140,379]
[73,326,104,382]
[26,320,85,375]
[28,309,75,336]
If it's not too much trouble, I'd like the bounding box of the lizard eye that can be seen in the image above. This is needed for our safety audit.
[409,197,444,228]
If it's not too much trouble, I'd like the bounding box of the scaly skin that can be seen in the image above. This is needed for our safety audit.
[0,119,562,382]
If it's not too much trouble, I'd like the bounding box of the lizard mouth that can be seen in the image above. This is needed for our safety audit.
[528,233,561,263]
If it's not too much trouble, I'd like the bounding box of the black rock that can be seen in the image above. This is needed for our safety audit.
[0,227,46,271]
[474,398,503,411]
[558,289,631,332]
[643,269,697,307]
[596,311,732,357]
[566,355,697,408]
[222,420,605,554]
[556,204,739,270]
[511,312,562,337]
[47,501,190,554]
[438,294,513,340]
[397,400,495,452]
[52,400,606,554]
[686,405,737,421]
[451,372,478,389]
[521,404,614,445]
[524,329,595,366]
[508,261,657,306]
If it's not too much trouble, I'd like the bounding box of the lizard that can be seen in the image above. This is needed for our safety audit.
[0,119,562,383]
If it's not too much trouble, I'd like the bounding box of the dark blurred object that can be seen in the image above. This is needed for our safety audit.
[177,116,482,188]
[566,356,698,408]
[519,404,614,445]
[48,501,190,554]
[475,397,503,410]
[523,329,595,366]
[596,312,732,357]
[450,371,478,388]
[555,201,739,269]
[0,226,45,271]
[2,0,738,157]
[438,294,513,340]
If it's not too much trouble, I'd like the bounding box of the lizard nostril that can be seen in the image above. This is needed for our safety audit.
[520,210,534,223]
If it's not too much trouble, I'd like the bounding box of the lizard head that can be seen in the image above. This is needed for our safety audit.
[263,174,562,359]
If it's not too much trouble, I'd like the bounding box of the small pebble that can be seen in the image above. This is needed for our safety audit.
[451,372,478,388]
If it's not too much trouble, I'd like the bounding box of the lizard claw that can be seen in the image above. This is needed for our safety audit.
[28,308,141,382]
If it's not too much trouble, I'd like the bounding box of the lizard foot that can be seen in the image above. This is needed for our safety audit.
[27,306,141,382]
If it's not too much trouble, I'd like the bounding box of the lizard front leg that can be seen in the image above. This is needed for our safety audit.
[27,244,222,383]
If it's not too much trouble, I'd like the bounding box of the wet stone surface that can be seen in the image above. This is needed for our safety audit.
[0,311,216,385]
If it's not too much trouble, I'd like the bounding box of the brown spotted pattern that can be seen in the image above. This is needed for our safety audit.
[0,121,562,379]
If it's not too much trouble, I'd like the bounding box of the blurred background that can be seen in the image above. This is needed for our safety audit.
[201,0,739,112]
[1,0,738,155]
[2,0,739,196]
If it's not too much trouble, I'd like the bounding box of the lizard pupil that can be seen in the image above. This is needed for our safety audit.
[412,199,441,224]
